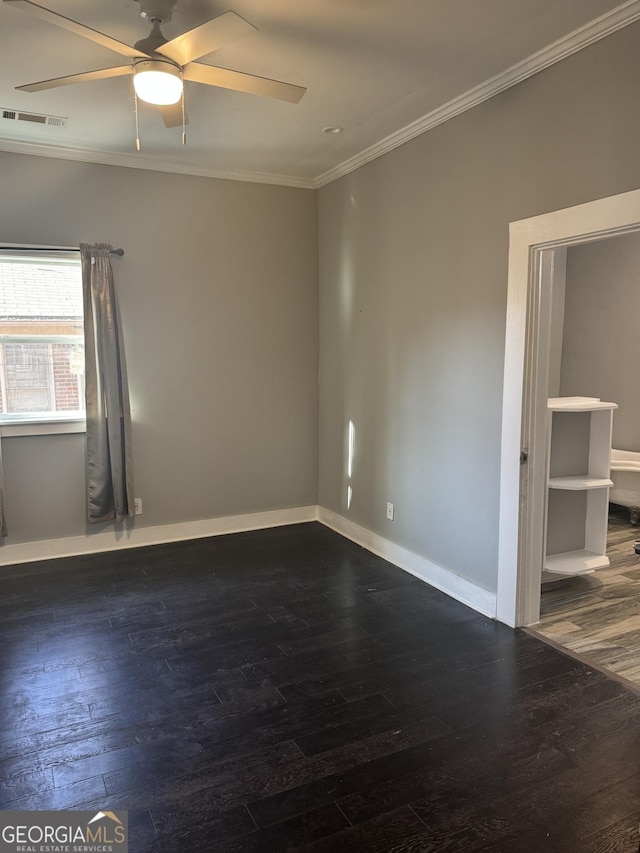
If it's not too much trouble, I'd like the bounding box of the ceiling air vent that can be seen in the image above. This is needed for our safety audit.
[1,108,68,127]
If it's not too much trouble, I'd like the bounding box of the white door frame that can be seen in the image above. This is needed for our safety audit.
[497,188,640,628]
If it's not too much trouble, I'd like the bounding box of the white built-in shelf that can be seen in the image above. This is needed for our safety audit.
[544,550,610,576]
[544,396,617,581]
[548,476,613,490]
[547,397,619,412]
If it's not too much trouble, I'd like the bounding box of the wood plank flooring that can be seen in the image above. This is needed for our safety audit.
[535,508,640,689]
[2,522,640,851]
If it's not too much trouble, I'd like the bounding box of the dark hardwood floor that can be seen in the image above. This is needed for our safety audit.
[2,522,640,851]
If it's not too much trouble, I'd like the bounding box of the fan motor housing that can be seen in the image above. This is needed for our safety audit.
[134,20,169,55]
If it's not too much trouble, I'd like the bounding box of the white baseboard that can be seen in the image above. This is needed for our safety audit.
[0,506,319,568]
[0,504,498,621]
[318,506,497,619]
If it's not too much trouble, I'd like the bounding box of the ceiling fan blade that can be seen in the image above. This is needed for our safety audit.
[16,66,133,93]
[156,11,256,67]
[183,63,306,104]
[3,0,148,58]
[159,102,189,128]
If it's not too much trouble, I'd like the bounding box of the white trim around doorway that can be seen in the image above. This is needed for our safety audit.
[497,188,640,628]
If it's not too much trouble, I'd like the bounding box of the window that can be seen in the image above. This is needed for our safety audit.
[0,248,84,433]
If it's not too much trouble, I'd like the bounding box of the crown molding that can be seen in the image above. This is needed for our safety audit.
[0,138,316,189]
[314,0,640,187]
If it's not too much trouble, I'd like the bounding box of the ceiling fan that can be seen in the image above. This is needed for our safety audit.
[4,0,306,131]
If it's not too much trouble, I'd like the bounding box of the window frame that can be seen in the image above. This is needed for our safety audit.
[0,245,86,437]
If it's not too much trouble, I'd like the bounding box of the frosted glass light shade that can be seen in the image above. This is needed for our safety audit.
[134,60,183,105]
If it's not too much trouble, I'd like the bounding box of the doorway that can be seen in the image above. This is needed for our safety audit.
[497,188,640,628]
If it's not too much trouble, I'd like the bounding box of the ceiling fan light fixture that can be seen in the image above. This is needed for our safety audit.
[133,60,182,105]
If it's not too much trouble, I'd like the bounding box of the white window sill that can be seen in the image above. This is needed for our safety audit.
[0,419,86,437]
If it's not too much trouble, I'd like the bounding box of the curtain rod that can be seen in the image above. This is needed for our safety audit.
[1,246,125,256]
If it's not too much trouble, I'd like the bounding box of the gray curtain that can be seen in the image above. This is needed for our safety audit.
[81,243,134,523]
[0,437,6,537]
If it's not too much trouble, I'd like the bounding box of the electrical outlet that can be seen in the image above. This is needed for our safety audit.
[386,502,394,520]
[134,497,143,516]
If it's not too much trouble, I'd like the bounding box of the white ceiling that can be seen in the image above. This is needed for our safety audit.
[0,0,639,188]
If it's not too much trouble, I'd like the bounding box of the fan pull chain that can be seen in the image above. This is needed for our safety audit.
[134,88,141,151]
[181,88,186,146]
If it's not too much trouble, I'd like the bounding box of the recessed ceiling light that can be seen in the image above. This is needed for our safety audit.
[323,126,344,135]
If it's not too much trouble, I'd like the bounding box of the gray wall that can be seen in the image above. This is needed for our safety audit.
[318,20,640,592]
[560,232,640,452]
[0,153,319,544]
[5,17,640,591]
